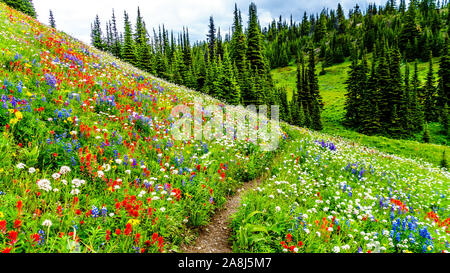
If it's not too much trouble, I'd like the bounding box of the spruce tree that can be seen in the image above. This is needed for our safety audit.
[376,43,392,132]
[403,62,413,133]
[307,46,323,109]
[438,40,449,121]
[389,45,407,137]
[246,3,265,75]
[344,48,363,129]
[411,60,424,132]
[136,23,152,73]
[111,10,122,58]
[337,3,346,34]
[231,4,247,76]
[207,16,216,63]
[400,0,419,60]
[360,55,382,135]
[134,7,145,47]
[49,10,56,29]
[424,52,437,122]
[219,46,241,105]
[91,15,105,51]
[442,103,449,136]
[122,11,136,65]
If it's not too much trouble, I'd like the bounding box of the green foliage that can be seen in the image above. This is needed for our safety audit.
[1,0,36,18]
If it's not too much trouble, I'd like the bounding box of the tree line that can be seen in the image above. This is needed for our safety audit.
[89,3,324,130]
[1,0,36,17]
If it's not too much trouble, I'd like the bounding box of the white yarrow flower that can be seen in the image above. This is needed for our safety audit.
[42,219,53,227]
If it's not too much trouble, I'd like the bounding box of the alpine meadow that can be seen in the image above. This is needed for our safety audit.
[0,0,449,256]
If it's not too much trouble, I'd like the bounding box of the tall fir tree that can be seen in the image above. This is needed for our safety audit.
[110,10,122,58]
[344,48,363,129]
[307,46,323,109]
[360,54,382,135]
[207,16,216,63]
[122,11,136,65]
[246,3,265,76]
[49,10,56,28]
[91,15,104,51]
[230,4,247,76]
[219,46,241,105]
[411,60,424,132]
[438,40,449,123]
[423,52,437,122]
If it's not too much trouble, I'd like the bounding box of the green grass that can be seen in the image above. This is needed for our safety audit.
[271,57,449,167]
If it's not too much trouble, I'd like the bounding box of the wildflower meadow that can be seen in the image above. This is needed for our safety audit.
[0,2,449,254]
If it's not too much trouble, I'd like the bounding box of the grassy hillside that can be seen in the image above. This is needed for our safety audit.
[231,125,450,253]
[0,3,285,253]
[271,57,449,167]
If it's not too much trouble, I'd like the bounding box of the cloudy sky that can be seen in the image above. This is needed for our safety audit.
[33,0,386,45]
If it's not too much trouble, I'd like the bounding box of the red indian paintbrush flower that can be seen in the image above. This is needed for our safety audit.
[0,220,6,234]
[8,230,19,245]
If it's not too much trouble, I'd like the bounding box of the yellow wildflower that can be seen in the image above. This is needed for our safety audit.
[127,219,140,226]
[15,111,23,120]
[10,118,18,125]
[0,211,4,218]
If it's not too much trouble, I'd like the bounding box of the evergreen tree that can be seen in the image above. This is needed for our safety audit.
[110,9,122,58]
[300,12,311,36]
[423,52,437,122]
[246,3,265,75]
[399,0,419,60]
[344,48,365,129]
[207,16,216,62]
[91,15,105,50]
[376,43,392,132]
[403,62,413,133]
[438,41,449,120]
[49,10,56,28]
[337,3,346,34]
[105,21,113,53]
[219,46,241,105]
[307,46,323,109]
[136,23,152,73]
[122,11,136,65]
[360,55,382,135]
[411,60,424,132]
[134,7,145,47]
[1,0,36,17]
[389,45,407,136]
[442,103,449,136]
[230,4,247,75]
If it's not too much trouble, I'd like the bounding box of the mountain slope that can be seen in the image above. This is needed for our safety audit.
[0,3,448,254]
[271,59,449,167]
[0,3,284,253]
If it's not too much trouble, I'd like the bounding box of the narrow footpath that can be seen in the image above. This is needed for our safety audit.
[180,176,264,253]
